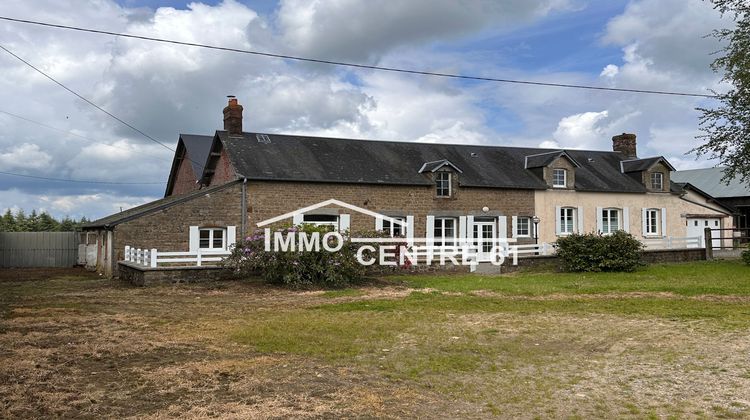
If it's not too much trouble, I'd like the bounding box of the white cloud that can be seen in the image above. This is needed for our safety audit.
[0,0,733,219]
[277,0,574,62]
[0,188,156,219]
[600,64,619,78]
[552,111,610,149]
[0,143,53,170]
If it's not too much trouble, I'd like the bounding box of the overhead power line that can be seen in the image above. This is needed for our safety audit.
[0,170,165,184]
[0,15,718,99]
[0,43,178,154]
[0,43,208,183]
[0,109,171,162]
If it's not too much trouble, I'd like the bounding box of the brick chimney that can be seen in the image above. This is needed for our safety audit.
[612,133,637,159]
[223,96,243,135]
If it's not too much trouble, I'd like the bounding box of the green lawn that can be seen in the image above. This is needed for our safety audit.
[232,260,750,417]
[3,261,750,418]
[401,260,750,296]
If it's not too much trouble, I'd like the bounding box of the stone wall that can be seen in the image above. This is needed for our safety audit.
[504,248,706,273]
[642,162,671,193]
[113,182,244,266]
[542,155,576,189]
[246,180,536,240]
[118,262,238,286]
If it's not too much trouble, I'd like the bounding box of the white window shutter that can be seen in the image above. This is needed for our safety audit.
[497,216,507,239]
[226,226,237,249]
[459,216,467,240]
[375,216,383,231]
[293,213,304,225]
[466,216,474,240]
[511,216,518,238]
[555,206,561,235]
[406,215,414,246]
[596,207,603,233]
[623,207,630,232]
[189,226,199,252]
[577,206,584,233]
[339,214,350,232]
[641,208,648,235]
[426,215,435,246]
[660,208,667,237]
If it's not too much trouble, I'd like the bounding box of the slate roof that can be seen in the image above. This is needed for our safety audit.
[621,156,675,173]
[83,181,239,229]
[214,131,655,193]
[164,134,214,197]
[180,134,214,177]
[524,151,581,169]
[418,159,463,173]
[671,167,750,198]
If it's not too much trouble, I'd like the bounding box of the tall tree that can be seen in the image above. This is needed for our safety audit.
[695,0,750,181]
[27,210,40,231]
[37,212,59,231]
[0,209,15,232]
[58,216,76,232]
[14,210,28,232]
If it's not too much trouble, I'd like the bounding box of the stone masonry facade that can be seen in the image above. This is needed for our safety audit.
[245,180,536,242]
[113,182,243,263]
[108,179,535,277]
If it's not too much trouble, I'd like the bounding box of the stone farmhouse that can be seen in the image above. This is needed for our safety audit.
[83,98,734,277]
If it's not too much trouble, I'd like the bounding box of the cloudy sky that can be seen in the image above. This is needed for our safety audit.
[0,0,734,220]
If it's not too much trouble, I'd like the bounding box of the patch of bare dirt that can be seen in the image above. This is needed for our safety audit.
[0,275,479,419]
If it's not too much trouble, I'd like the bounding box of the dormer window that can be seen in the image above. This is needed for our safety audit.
[552,169,567,188]
[436,172,451,197]
[651,172,663,190]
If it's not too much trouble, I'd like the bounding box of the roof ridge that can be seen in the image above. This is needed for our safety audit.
[218,130,626,155]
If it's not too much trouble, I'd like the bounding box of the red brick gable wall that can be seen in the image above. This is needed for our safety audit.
[170,152,200,196]
[208,148,237,186]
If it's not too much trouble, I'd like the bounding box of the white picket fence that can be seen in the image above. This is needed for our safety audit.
[124,246,231,268]
[641,236,702,250]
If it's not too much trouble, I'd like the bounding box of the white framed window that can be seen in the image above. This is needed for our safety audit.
[651,172,663,190]
[559,207,576,235]
[552,168,567,188]
[433,217,457,247]
[436,172,451,197]
[382,217,406,237]
[303,214,339,231]
[199,228,226,250]
[645,209,660,235]
[516,216,531,237]
[601,208,621,234]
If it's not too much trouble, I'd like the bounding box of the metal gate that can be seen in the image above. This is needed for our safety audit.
[0,232,80,268]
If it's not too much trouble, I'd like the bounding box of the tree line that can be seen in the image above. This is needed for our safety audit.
[0,209,90,232]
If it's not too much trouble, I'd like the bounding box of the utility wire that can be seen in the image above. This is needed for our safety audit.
[0,43,208,183]
[0,15,718,99]
[0,43,178,154]
[0,170,166,184]
[0,109,172,162]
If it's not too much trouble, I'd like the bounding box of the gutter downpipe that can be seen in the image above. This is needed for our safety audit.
[241,177,248,238]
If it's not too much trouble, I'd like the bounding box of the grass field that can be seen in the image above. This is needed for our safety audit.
[1,261,750,418]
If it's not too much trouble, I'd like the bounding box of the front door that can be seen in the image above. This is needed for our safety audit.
[686,218,722,248]
[473,222,496,262]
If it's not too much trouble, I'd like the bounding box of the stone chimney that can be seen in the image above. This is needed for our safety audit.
[612,133,637,159]
[223,96,243,135]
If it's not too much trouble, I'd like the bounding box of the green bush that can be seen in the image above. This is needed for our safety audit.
[742,246,750,265]
[223,224,404,288]
[554,230,644,272]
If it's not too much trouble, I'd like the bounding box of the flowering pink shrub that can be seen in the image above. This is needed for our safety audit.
[224,224,404,288]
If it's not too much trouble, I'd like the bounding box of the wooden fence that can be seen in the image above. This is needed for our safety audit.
[0,232,80,268]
